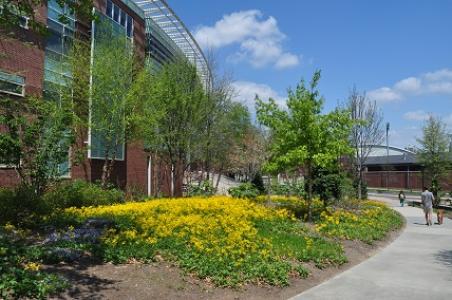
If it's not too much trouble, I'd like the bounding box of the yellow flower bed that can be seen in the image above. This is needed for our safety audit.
[64,196,290,260]
[59,196,346,286]
[315,201,403,243]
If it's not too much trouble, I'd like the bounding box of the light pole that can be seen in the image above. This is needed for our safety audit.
[385,122,390,188]
[386,122,390,157]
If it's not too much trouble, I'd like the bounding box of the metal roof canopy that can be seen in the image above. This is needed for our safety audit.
[132,0,210,83]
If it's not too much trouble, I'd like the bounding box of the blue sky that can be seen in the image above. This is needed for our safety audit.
[169,0,452,148]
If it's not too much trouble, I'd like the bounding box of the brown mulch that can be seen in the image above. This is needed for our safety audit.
[46,228,402,300]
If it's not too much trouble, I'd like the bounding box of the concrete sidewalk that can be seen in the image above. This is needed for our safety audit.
[290,196,452,300]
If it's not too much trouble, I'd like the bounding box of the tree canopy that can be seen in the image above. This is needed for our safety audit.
[256,71,353,220]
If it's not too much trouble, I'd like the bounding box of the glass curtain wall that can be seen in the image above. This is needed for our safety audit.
[43,0,75,176]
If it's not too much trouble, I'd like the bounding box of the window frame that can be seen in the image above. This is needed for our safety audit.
[0,70,25,97]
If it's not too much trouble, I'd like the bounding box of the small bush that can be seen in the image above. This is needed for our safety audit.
[228,183,259,199]
[42,180,124,210]
[271,181,305,197]
[186,180,215,197]
[0,186,45,225]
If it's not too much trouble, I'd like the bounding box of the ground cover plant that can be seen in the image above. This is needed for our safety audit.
[315,201,404,243]
[0,225,68,299]
[51,196,346,286]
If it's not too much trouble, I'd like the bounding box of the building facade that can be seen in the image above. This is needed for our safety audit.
[0,0,208,196]
[362,145,452,191]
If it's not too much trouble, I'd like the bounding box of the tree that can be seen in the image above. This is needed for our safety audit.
[347,87,384,199]
[417,115,451,201]
[0,95,74,196]
[208,101,253,188]
[227,125,266,182]
[256,71,353,221]
[67,23,143,188]
[193,50,253,189]
[139,58,206,197]
[0,0,92,33]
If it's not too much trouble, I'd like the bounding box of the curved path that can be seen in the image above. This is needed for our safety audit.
[290,194,452,300]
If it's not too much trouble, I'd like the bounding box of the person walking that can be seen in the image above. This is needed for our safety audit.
[421,187,434,226]
[398,190,406,207]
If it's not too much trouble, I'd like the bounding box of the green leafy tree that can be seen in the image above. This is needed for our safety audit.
[256,71,353,221]
[0,95,74,195]
[417,115,451,201]
[139,58,206,196]
[68,27,143,188]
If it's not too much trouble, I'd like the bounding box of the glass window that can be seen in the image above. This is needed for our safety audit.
[47,19,64,33]
[90,130,124,160]
[63,34,73,55]
[19,16,29,29]
[113,4,119,23]
[120,10,126,26]
[0,71,25,96]
[48,0,63,14]
[46,30,63,53]
[126,15,133,37]
[106,0,113,18]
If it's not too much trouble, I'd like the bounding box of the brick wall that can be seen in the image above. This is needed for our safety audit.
[0,5,47,96]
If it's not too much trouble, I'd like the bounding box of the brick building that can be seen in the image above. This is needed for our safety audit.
[362,145,452,191]
[0,0,209,196]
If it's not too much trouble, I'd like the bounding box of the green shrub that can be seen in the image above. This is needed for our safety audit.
[42,180,124,210]
[186,180,215,197]
[271,183,292,196]
[271,181,304,197]
[251,172,266,194]
[228,183,259,199]
[0,186,45,225]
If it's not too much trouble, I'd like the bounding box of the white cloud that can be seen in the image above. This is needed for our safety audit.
[275,53,301,69]
[403,110,430,121]
[367,87,401,103]
[194,10,300,69]
[231,81,285,110]
[393,77,421,93]
[367,68,452,103]
[424,69,452,81]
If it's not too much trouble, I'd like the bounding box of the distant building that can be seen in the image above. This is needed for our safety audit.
[362,145,452,191]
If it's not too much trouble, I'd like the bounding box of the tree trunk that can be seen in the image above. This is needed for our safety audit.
[357,166,362,200]
[170,163,175,197]
[306,162,313,222]
[101,159,110,188]
[215,167,223,191]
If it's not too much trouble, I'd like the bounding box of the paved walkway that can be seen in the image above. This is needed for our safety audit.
[290,195,452,300]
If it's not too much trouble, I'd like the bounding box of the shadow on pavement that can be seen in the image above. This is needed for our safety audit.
[46,260,119,300]
[434,250,452,278]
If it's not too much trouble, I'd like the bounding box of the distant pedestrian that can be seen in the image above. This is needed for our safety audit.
[398,190,406,207]
[421,187,434,226]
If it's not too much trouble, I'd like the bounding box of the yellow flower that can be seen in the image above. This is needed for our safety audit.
[24,262,41,272]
